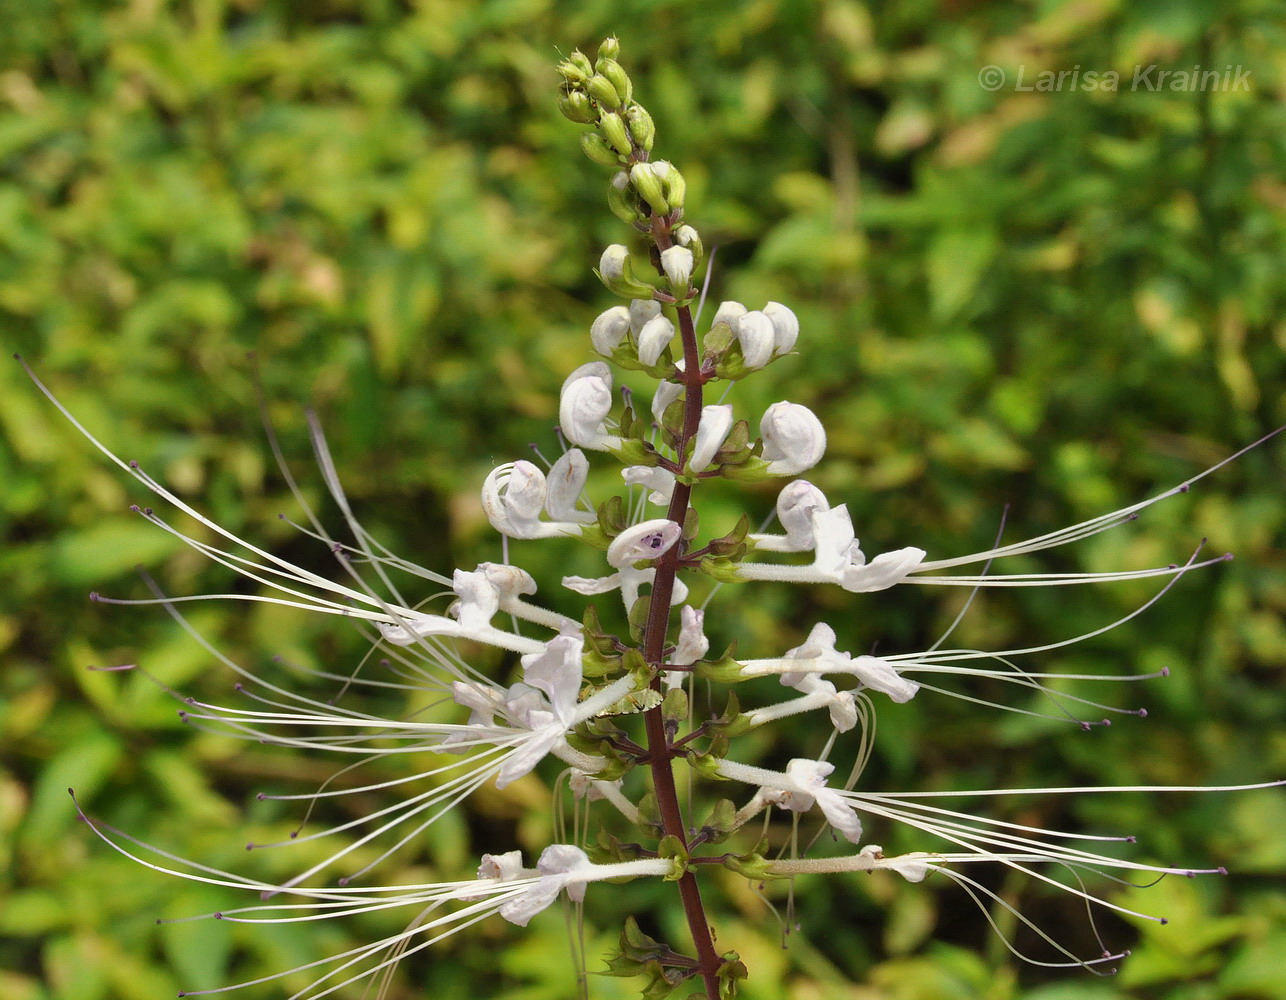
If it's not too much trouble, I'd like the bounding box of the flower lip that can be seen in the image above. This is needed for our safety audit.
[607,518,683,568]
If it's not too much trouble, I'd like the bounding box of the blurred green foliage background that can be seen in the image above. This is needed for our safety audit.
[2,1,1284,998]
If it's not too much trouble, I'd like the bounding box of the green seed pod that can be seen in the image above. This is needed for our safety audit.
[598,36,620,62]
[587,74,622,111]
[580,132,622,167]
[597,58,633,107]
[625,104,655,152]
[558,91,596,124]
[599,111,632,156]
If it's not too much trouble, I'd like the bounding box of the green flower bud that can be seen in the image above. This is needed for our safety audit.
[598,36,620,62]
[581,132,622,167]
[559,91,596,124]
[625,105,655,151]
[556,59,589,85]
[661,163,686,211]
[587,74,622,111]
[597,58,633,107]
[599,111,633,156]
[606,171,644,224]
[723,851,786,883]
[674,223,704,266]
[630,163,670,216]
[570,50,593,76]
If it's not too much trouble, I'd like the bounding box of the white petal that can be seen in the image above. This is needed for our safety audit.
[736,311,775,369]
[590,305,631,356]
[760,401,826,475]
[849,654,920,703]
[452,568,500,630]
[622,465,676,505]
[637,313,675,366]
[815,789,864,843]
[688,404,733,472]
[810,505,858,576]
[607,519,682,568]
[545,449,596,524]
[842,547,927,593]
[763,301,799,356]
[599,244,628,281]
[673,605,709,665]
[497,878,561,926]
[561,572,624,595]
[651,380,684,425]
[560,369,616,451]
[478,850,526,881]
[520,634,584,721]
[494,724,563,789]
[629,298,662,336]
[660,246,693,288]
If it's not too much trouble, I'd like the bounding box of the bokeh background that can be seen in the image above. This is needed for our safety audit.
[2,1,1284,998]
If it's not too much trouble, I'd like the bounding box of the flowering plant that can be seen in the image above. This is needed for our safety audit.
[26,37,1282,1000]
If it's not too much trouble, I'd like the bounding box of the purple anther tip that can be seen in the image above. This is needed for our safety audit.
[233,683,243,691]
[184,695,195,704]
[129,504,141,513]
[213,912,223,919]
[256,792,266,800]
[1223,552,1235,562]
[1126,835,1137,843]
[338,876,350,887]
[1161,666,1171,676]
[1218,866,1228,875]
[290,831,298,839]
[1179,483,1190,492]
[1080,721,1092,732]
[89,592,99,602]
[1168,564,1177,570]
[1138,708,1148,718]
[277,512,286,519]
[1160,917,1169,926]
[129,460,140,469]
[12,352,22,360]
[246,843,254,851]
[1102,718,1112,727]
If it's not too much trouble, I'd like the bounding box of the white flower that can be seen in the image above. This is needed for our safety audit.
[660,245,693,289]
[763,301,799,356]
[623,465,676,505]
[741,621,921,704]
[559,362,621,452]
[651,379,684,425]
[672,605,709,666]
[749,479,831,552]
[688,404,733,472]
[599,244,629,280]
[756,758,864,843]
[760,401,826,475]
[480,461,589,540]
[637,313,675,366]
[608,518,683,567]
[590,305,631,355]
[544,449,597,524]
[629,298,662,336]
[710,300,746,331]
[562,519,687,611]
[493,844,669,927]
[734,310,775,369]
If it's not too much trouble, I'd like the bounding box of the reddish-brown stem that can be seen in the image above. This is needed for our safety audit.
[638,227,723,1000]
